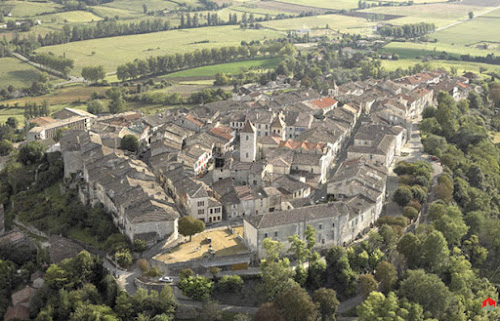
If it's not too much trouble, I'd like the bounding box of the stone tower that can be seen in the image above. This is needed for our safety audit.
[240,120,257,162]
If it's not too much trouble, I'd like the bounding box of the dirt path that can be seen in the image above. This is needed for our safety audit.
[436,5,500,31]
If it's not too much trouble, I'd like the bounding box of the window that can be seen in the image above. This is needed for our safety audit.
[319,224,323,230]
[197,201,205,207]
[198,209,204,215]
[215,208,221,213]
[274,231,278,237]
[246,135,249,141]
[264,233,268,238]
[246,152,249,158]
[210,209,213,214]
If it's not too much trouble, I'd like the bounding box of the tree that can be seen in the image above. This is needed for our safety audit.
[403,206,418,221]
[255,303,285,321]
[288,234,309,264]
[259,238,296,301]
[468,11,474,19]
[6,117,18,129]
[357,291,427,321]
[143,3,148,13]
[432,205,468,247]
[393,185,413,207]
[0,140,13,156]
[375,261,397,294]
[178,216,205,242]
[87,99,104,115]
[106,87,125,114]
[114,249,132,269]
[216,275,243,293]
[81,66,105,83]
[325,246,358,298]
[399,269,453,318]
[120,135,139,152]
[275,284,319,321]
[305,225,316,252]
[306,252,326,289]
[19,141,46,165]
[359,274,378,299]
[397,233,421,269]
[313,288,339,321]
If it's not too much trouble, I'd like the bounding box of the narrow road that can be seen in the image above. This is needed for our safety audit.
[436,5,500,31]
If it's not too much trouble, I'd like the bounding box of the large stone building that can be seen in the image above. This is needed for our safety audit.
[27,116,92,141]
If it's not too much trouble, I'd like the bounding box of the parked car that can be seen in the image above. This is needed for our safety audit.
[159,276,173,283]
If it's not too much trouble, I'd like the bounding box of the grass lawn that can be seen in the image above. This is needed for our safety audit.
[164,57,281,78]
[381,59,500,75]
[0,57,42,90]
[262,14,376,34]
[36,26,282,75]
[2,0,61,17]
[91,5,144,19]
[154,226,247,264]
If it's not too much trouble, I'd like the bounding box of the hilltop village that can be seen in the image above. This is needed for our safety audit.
[17,70,471,266]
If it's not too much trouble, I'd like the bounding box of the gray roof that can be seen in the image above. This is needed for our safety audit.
[245,202,351,229]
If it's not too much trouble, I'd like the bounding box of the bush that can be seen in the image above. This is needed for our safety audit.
[179,268,194,279]
[216,275,243,293]
[178,275,213,301]
[411,185,428,203]
[114,249,133,269]
[145,266,162,277]
[403,206,419,221]
[137,259,149,274]
[376,216,407,228]
[0,139,13,156]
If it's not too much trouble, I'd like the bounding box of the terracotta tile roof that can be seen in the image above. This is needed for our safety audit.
[310,97,338,109]
[4,305,30,321]
[209,125,233,141]
[28,117,56,126]
[185,114,203,127]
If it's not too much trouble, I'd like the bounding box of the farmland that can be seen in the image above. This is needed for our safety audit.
[164,57,282,78]
[1,0,61,17]
[42,10,103,23]
[381,59,500,75]
[0,58,41,90]
[36,26,281,75]
[262,13,376,34]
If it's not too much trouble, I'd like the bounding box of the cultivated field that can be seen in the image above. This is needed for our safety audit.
[262,13,376,34]
[42,10,103,23]
[36,26,282,75]
[433,16,500,48]
[1,0,61,17]
[362,3,496,27]
[381,59,500,75]
[164,57,281,78]
[0,58,41,90]
[382,41,497,59]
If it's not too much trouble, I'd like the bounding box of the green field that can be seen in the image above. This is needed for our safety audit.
[42,10,103,23]
[91,5,144,19]
[362,3,495,28]
[37,25,282,75]
[433,16,500,48]
[0,58,41,90]
[273,0,360,10]
[101,0,178,14]
[2,0,61,17]
[382,41,497,59]
[262,14,376,34]
[381,59,500,75]
[164,57,282,78]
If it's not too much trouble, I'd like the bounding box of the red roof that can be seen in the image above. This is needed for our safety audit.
[310,97,338,109]
[209,125,233,141]
[29,117,56,126]
[185,114,203,127]
[458,83,467,89]
[4,305,30,321]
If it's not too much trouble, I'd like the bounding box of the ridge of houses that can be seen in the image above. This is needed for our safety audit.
[52,70,473,257]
